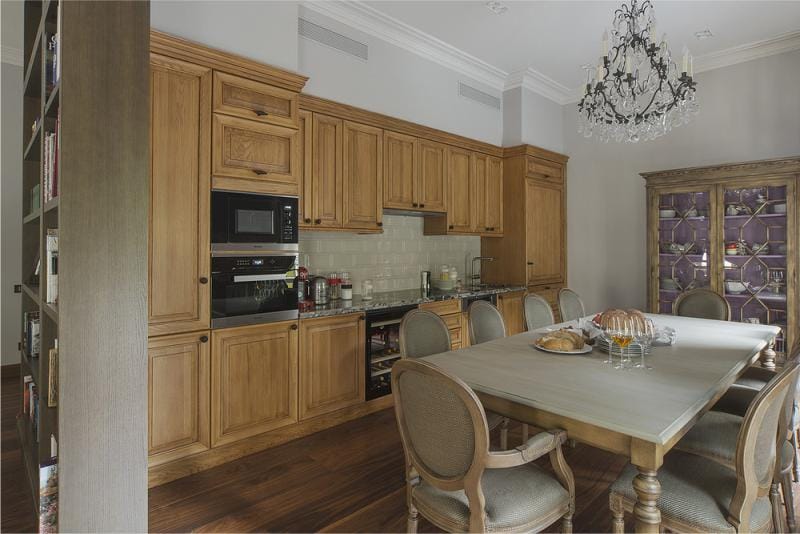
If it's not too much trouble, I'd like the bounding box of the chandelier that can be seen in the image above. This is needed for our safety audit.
[577,0,698,143]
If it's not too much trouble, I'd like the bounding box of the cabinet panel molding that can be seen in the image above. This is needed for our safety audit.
[149,54,211,336]
[383,130,417,210]
[343,121,383,230]
[211,322,299,447]
[417,140,448,212]
[311,114,344,228]
[213,71,299,128]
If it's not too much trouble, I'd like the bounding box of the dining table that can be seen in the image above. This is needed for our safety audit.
[422,313,781,533]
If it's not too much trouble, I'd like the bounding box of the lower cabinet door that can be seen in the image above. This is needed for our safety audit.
[211,321,299,447]
[498,290,526,336]
[299,313,365,421]
[148,331,210,464]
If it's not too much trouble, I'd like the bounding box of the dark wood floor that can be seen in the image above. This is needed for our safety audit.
[3,372,797,532]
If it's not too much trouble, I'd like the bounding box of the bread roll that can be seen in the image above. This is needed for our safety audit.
[541,337,574,351]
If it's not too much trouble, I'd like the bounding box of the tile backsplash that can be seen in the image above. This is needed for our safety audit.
[299,215,480,294]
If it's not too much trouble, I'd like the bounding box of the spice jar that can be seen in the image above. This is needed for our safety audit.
[341,272,353,300]
[362,279,374,300]
[328,272,341,300]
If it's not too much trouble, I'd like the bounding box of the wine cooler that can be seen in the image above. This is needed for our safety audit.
[365,304,417,400]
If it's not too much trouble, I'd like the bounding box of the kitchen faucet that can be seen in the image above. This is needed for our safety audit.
[470,256,495,289]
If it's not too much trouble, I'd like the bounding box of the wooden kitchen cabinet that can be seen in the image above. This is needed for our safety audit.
[299,110,313,226]
[299,314,365,420]
[343,121,383,231]
[497,291,526,335]
[148,331,210,465]
[310,113,344,228]
[482,145,568,288]
[211,321,299,447]
[474,154,503,235]
[149,54,211,337]
[417,140,448,212]
[383,133,448,213]
[212,113,300,195]
[213,71,299,129]
[446,147,474,233]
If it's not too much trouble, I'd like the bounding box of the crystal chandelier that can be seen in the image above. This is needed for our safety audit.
[577,0,698,143]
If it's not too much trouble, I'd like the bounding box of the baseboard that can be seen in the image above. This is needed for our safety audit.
[1,364,20,378]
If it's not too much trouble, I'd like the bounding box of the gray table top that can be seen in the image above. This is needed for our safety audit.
[423,314,780,444]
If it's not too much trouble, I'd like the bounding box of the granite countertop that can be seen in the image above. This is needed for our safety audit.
[299,285,526,319]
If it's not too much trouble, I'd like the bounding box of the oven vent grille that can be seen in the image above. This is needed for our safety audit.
[299,18,369,61]
[458,82,501,110]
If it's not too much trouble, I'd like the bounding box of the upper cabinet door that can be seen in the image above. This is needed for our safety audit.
[343,121,383,230]
[213,71,299,129]
[311,114,344,228]
[473,153,488,232]
[149,54,211,336]
[525,179,565,285]
[383,131,416,210]
[212,114,300,195]
[484,156,503,235]
[447,147,473,233]
[298,110,313,227]
[417,140,447,212]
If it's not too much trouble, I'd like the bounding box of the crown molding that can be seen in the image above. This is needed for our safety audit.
[1,46,23,67]
[693,30,800,73]
[505,68,574,105]
[301,0,507,91]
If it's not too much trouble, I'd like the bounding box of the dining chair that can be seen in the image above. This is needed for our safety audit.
[391,358,575,533]
[609,356,800,534]
[557,288,585,323]
[400,308,509,450]
[467,300,506,345]
[673,288,731,321]
[524,293,555,331]
[676,346,800,531]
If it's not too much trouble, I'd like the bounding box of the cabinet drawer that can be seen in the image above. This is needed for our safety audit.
[213,71,298,128]
[212,114,300,194]
[527,159,563,182]
[419,299,461,316]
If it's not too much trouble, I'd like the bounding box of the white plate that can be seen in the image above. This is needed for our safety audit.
[532,341,592,355]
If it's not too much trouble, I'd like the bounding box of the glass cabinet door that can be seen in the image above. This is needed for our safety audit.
[722,183,789,353]
[656,190,712,314]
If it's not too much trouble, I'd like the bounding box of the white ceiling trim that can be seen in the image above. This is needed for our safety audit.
[693,30,800,73]
[302,0,508,91]
[301,2,800,108]
[1,46,23,67]
[505,68,574,105]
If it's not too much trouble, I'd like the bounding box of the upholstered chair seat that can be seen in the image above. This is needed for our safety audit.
[524,293,555,331]
[611,450,773,533]
[673,288,731,321]
[557,289,585,323]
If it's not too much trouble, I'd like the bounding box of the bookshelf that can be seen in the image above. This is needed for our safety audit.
[19,0,61,521]
[19,1,150,530]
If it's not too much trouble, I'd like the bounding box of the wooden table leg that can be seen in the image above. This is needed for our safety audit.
[761,340,777,370]
[632,467,661,533]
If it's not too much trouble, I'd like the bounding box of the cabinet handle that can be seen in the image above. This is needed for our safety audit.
[377,222,383,227]
[255,110,270,117]
[449,225,454,230]
[199,335,208,343]
[359,315,365,321]
[199,277,208,284]
[420,204,425,208]
[253,169,268,175]
[527,262,535,266]
[412,202,418,207]
[304,218,311,224]
[290,324,298,330]
[314,219,321,224]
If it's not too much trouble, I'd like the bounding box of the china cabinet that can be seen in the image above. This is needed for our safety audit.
[643,157,799,358]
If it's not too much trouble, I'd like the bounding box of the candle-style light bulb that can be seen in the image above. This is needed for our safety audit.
[689,55,694,77]
[682,45,689,73]
[602,29,609,57]
[625,55,632,74]
[597,61,604,83]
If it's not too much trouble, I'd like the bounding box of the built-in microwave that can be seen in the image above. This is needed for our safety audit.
[212,190,298,251]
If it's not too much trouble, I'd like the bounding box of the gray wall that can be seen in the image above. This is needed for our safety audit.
[562,49,800,314]
[2,0,23,366]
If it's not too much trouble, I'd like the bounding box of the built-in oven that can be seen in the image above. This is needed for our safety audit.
[211,252,298,328]
[365,304,418,400]
[212,190,298,252]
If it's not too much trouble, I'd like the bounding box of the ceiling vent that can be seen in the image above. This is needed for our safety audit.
[298,18,369,61]
[458,82,501,110]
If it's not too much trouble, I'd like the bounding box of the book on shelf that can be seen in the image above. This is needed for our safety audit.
[31,184,40,213]
[47,340,58,408]
[23,375,33,414]
[23,311,41,358]
[39,459,58,533]
[43,122,59,203]
[46,229,58,304]
[50,434,58,459]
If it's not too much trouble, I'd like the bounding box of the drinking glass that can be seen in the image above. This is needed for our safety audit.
[609,316,634,370]
[633,318,655,370]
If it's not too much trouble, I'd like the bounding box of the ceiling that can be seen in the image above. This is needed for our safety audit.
[363,1,800,90]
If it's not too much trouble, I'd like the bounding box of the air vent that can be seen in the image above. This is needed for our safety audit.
[299,18,369,61]
[458,82,501,110]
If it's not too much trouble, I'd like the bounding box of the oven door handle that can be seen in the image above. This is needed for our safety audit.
[232,274,288,283]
